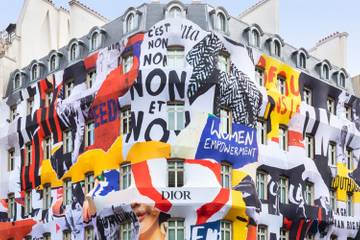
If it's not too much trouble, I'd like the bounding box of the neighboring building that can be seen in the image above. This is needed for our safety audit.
[1,1,360,240]
[352,74,360,96]
[0,0,108,98]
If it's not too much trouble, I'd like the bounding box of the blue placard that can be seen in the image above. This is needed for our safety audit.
[190,221,221,240]
[195,115,258,168]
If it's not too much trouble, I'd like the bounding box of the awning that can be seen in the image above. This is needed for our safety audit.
[0,219,36,240]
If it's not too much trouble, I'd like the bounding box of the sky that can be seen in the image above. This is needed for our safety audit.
[1,0,359,76]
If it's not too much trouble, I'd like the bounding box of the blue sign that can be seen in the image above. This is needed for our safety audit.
[195,115,258,168]
[190,221,221,240]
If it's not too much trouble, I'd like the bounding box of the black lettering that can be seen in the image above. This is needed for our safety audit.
[169,70,186,101]
[144,118,169,142]
[126,111,144,142]
[149,101,156,114]
[145,68,166,96]
[130,72,143,100]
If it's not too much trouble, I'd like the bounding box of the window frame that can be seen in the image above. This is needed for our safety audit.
[257,225,268,240]
[256,170,267,200]
[220,106,232,135]
[257,118,267,145]
[45,90,53,107]
[119,221,132,240]
[120,105,131,135]
[25,142,32,167]
[299,52,307,69]
[338,72,346,88]
[304,181,314,206]
[322,64,330,80]
[278,176,288,204]
[328,141,337,167]
[43,184,52,210]
[305,134,315,159]
[346,148,353,170]
[168,6,183,18]
[69,43,78,62]
[167,218,185,240]
[85,172,95,194]
[303,87,312,105]
[13,73,22,90]
[8,148,15,172]
[90,31,100,51]
[220,220,232,240]
[250,29,260,48]
[347,192,353,217]
[49,54,58,72]
[27,97,34,116]
[10,105,17,121]
[86,69,96,89]
[8,193,15,219]
[280,228,289,240]
[167,45,185,68]
[126,13,136,33]
[327,96,336,115]
[84,226,94,240]
[345,104,352,121]
[63,129,73,154]
[218,51,230,73]
[31,63,39,81]
[85,120,95,147]
[168,159,184,188]
[255,67,265,87]
[43,232,51,240]
[217,12,227,33]
[63,178,72,205]
[25,190,32,216]
[221,162,232,189]
[277,74,286,95]
[120,163,132,190]
[167,101,185,131]
[63,230,71,240]
[64,79,74,98]
[330,189,336,211]
[279,125,288,151]
[43,135,53,160]
[273,39,281,57]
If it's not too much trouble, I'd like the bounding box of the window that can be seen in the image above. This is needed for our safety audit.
[120,106,131,135]
[123,54,133,73]
[280,228,289,240]
[43,233,51,240]
[299,52,306,69]
[91,32,99,51]
[347,193,353,217]
[167,219,185,240]
[45,91,53,107]
[345,104,352,121]
[273,40,281,57]
[305,134,314,159]
[217,12,226,32]
[63,129,73,154]
[43,136,52,160]
[303,87,312,105]
[251,29,260,48]
[346,148,353,170]
[85,172,94,194]
[220,107,232,134]
[220,221,232,240]
[84,226,94,240]
[25,142,32,166]
[167,46,184,68]
[330,235,338,240]
[126,13,136,33]
[167,101,185,131]
[63,230,71,240]
[87,69,96,89]
[304,181,314,206]
[64,80,74,98]
[43,184,51,210]
[31,64,39,81]
[277,75,286,95]
[257,118,267,145]
[25,236,32,240]
[279,176,288,204]
[8,148,15,172]
[120,222,131,240]
[256,171,267,200]
[328,142,336,166]
[221,163,232,189]
[27,98,34,115]
[327,97,336,115]
[306,234,315,240]
[120,163,131,190]
[85,121,95,147]
[10,105,17,121]
[255,67,265,86]
[279,126,288,151]
[8,193,15,219]
[49,54,57,72]
[14,73,21,89]
[25,190,32,216]
[169,6,182,18]
[218,52,230,73]
[322,64,330,80]
[257,225,267,240]
[70,43,78,61]
[63,179,72,205]
[168,159,184,187]
[339,73,345,88]
[330,189,336,211]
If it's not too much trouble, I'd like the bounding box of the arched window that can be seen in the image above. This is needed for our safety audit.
[70,43,77,61]
[274,40,281,57]
[218,12,226,32]
[91,32,99,51]
[31,64,38,81]
[251,29,260,47]
[126,13,135,33]
[14,73,21,89]
[49,55,57,72]
[339,72,346,87]
[299,52,306,69]
[322,64,330,80]
[169,6,182,18]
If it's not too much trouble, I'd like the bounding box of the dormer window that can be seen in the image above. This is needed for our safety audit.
[13,72,21,90]
[126,13,136,33]
[49,55,57,72]
[273,40,281,57]
[31,64,39,81]
[322,64,330,80]
[218,12,226,33]
[70,43,78,62]
[91,32,99,51]
[251,29,260,48]
[338,72,346,88]
[169,6,182,18]
[299,52,306,69]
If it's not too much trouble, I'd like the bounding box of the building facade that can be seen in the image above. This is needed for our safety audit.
[0,1,359,240]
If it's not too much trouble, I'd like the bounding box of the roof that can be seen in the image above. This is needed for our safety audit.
[68,0,109,22]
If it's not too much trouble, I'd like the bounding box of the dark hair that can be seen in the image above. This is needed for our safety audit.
[158,212,171,224]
